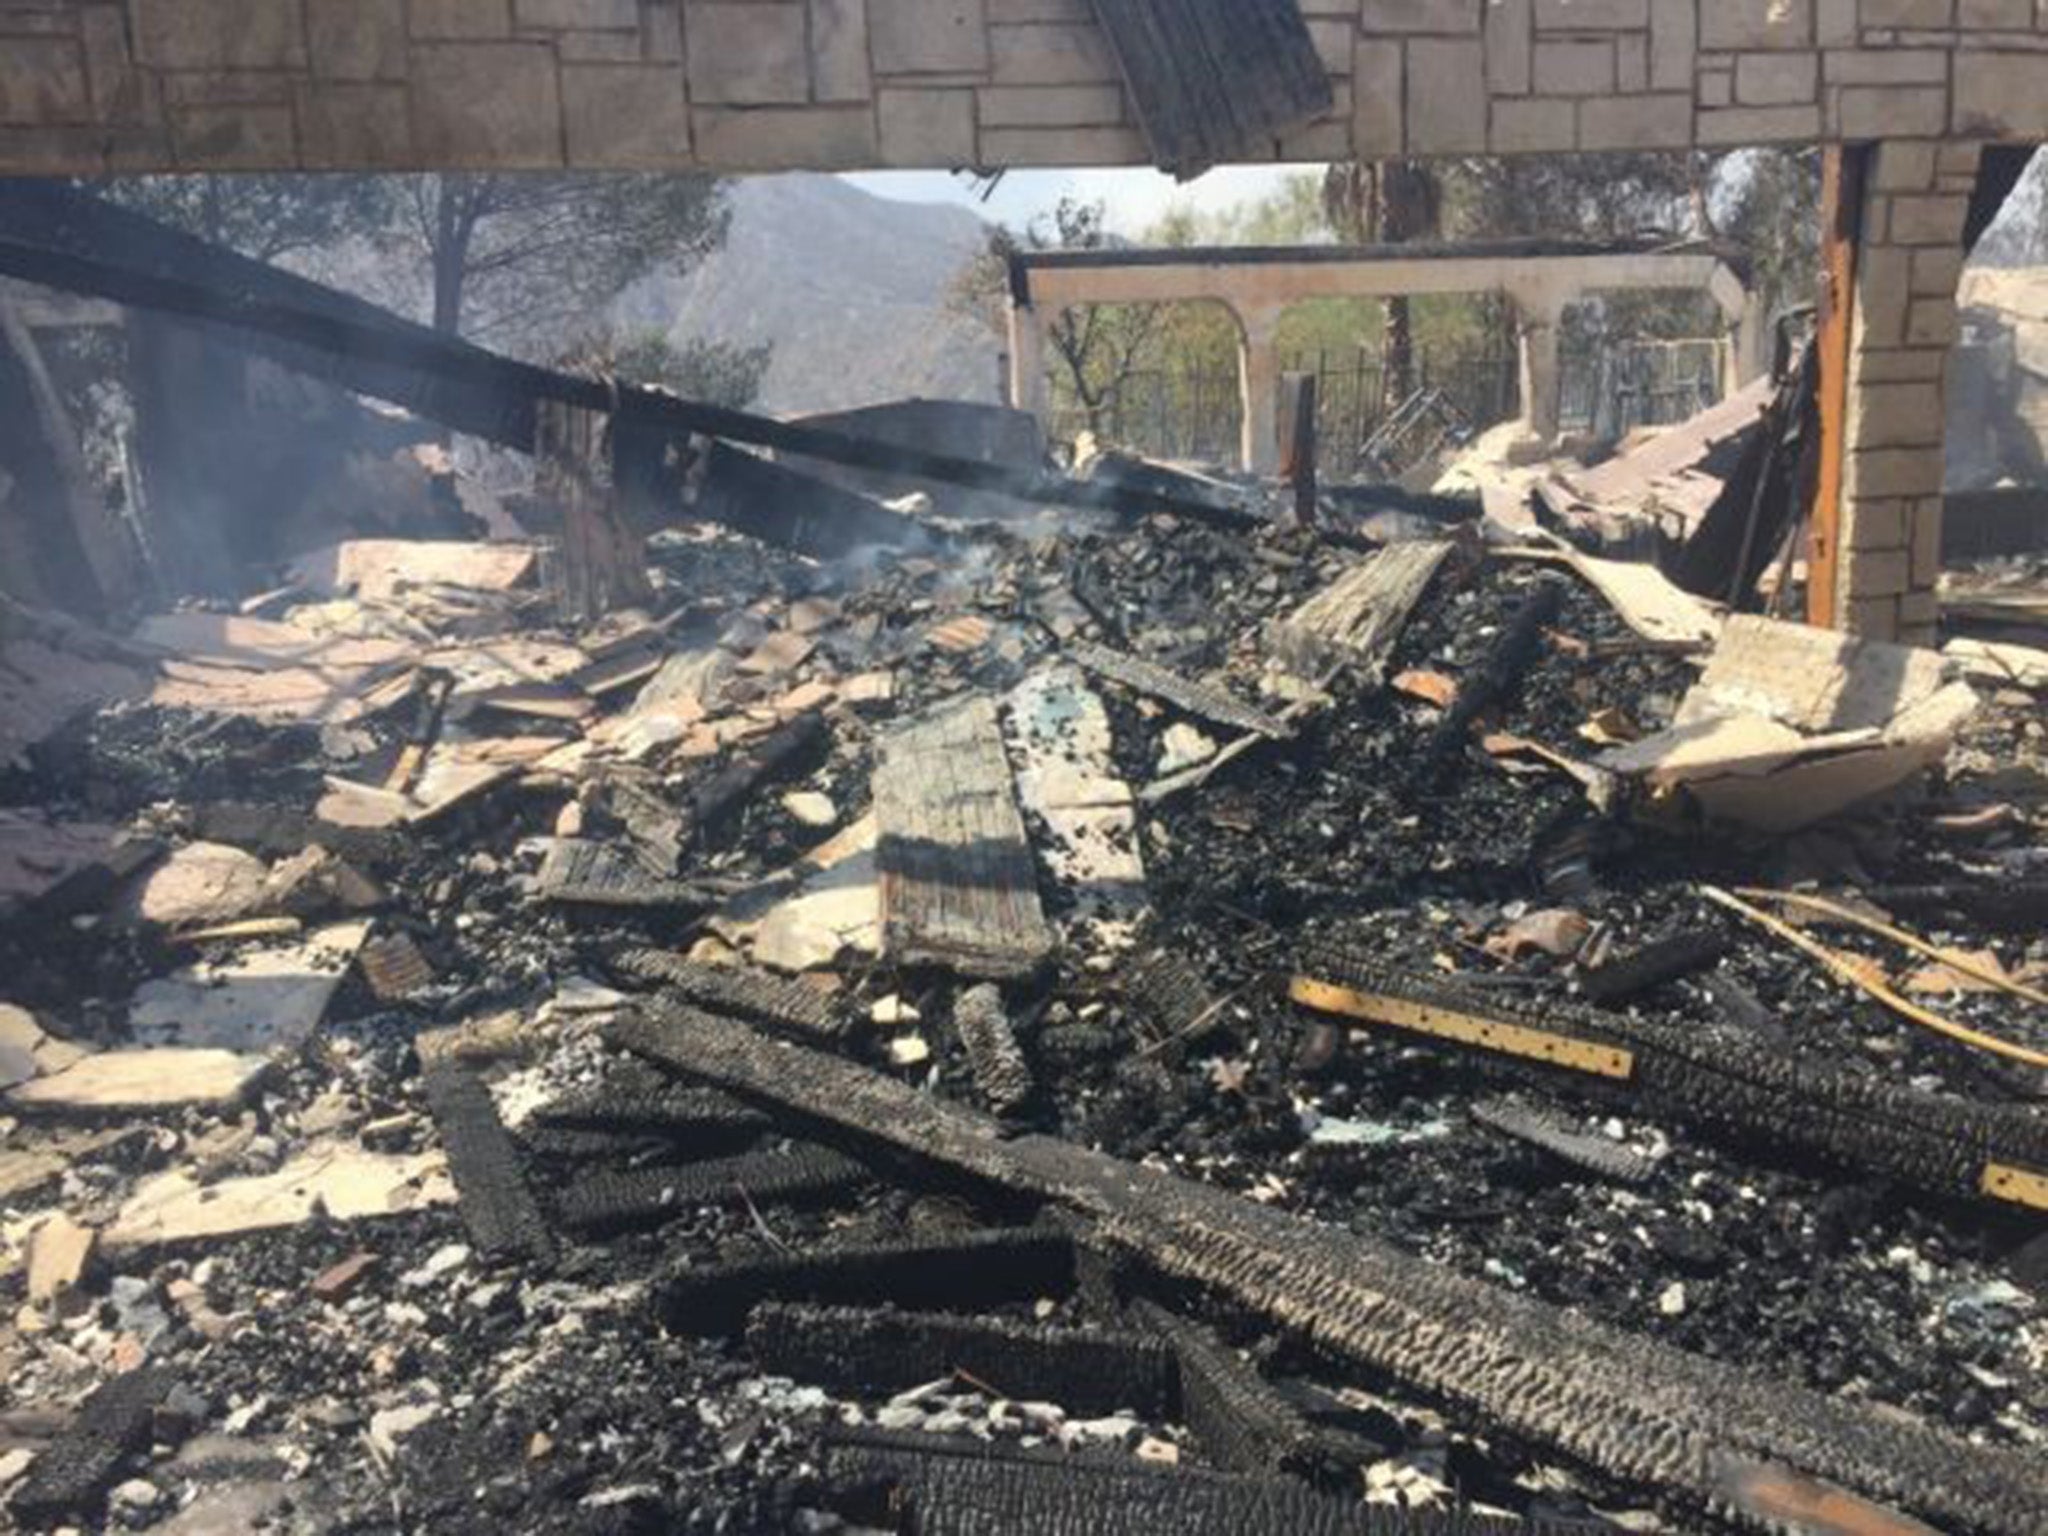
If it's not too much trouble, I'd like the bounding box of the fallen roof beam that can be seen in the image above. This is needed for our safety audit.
[608,1002,2045,1536]
[0,185,1260,530]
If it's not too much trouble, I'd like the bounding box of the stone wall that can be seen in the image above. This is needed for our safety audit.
[0,1,2046,174]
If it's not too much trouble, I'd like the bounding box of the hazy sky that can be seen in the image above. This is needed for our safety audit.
[841,163,1322,236]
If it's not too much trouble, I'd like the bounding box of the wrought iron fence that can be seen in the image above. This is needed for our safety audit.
[1560,337,1730,438]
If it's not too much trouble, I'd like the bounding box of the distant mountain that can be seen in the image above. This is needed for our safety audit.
[613,173,1002,416]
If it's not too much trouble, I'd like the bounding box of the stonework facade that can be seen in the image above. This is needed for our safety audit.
[0,1,2043,174]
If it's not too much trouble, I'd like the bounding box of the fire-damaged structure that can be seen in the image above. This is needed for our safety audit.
[3,138,2048,1536]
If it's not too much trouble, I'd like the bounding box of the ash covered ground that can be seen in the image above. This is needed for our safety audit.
[1,513,2044,1535]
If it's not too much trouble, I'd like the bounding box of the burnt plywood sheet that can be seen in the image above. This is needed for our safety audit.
[1089,0,1333,178]
[874,696,1053,979]
[1069,640,1288,738]
[1267,540,1453,683]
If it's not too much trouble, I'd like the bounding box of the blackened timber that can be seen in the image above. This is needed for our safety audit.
[556,1145,868,1236]
[1068,640,1289,738]
[7,1368,172,1525]
[954,984,1033,1112]
[1294,954,2048,1208]
[1579,929,1731,1005]
[537,839,723,911]
[1084,0,1332,179]
[534,1083,770,1141]
[875,697,1054,979]
[0,184,1260,531]
[746,1303,1175,1417]
[1415,577,1562,786]
[657,1229,1076,1337]
[1469,1099,1659,1185]
[421,1065,557,1263]
[1267,541,1453,683]
[608,1003,2048,1535]
[1131,1298,1375,1484]
[689,712,828,846]
[1122,948,1224,1048]
[822,1429,1531,1536]
[615,950,843,1039]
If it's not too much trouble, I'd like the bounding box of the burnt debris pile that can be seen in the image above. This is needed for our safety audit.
[2,507,2047,1536]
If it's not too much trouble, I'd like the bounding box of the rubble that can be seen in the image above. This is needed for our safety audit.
[0,464,2045,1535]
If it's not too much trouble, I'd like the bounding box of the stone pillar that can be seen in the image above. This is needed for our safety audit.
[1006,299,1048,422]
[1237,302,1284,476]
[1507,284,1568,451]
[1838,140,1975,647]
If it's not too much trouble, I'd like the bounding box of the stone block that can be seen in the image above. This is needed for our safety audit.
[1816,0,1857,43]
[166,70,291,107]
[0,124,111,173]
[989,0,1088,17]
[1485,0,1531,94]
[811,0,872,101]
[79,4,143,120]
[308,0,408,80]
[1843,497,1911,550]
[1958,0,2030,25]
[1852,247,1911,350]
[1910,247,1963,296]
[1904,297,1958,347]
[692,103,878,168]
[409,0,514,38]
[1954,53,2048,138]
[171,103,297,169]
[517,0,640,26]
[1835,85,1946,140]
[687,4,810,104]
[1870,139,1937,191]
[1822,48,1946,84]
[558,31,643,60]
[1854,347,1945,382]
[979,123,1145,164]
[134,0,307,69]
[1848,379,1943,450]
[1534,0,1646,24]
[878,86,976,163]
[410,41,564,166]
[987,21,1112,83]
[1353,37,1403,156]
[1842,593,1899,640]
[0,38,89,124]
[1841,545,1911,598]
[1860,0,1953,23]
[1306,18,1354,75]
[1846,445,1944,500]
[1909,501,1943,585]
[1361,0,1481,30]
[978,84,1123,126]
[296,81,414,166]
[875,0,991,74]
[644,2,684,60]
[1735,50,1816,104]
[1886,193,1966,245]
[1700,0,1810,49]
[1698,103,1817,143]
[1649,0,1694,88]
[1532,40,1613,95]
[563,63,691,164]
[1406,39,1484,152]
[1615,33,1647,91]
[1492,95,1575,152]
[1578,91,1691,149]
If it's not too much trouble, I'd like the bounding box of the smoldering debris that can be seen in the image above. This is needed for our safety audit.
[0,496,2045,1536]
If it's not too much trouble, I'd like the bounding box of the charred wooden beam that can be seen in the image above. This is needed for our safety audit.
[1267,541,1453,684]
[534,1083,770,1141]
[1293,953,2048,1209]
[1469,1099,1658,1185]
[614,951,845,1040]
[1121,948,1225,1050]
[1578,930,1730,1006]
[8,1368,172,1526]
[421,1065,557,1264]
[1068,641,1289,739]
[819,1428,1524,1536]
[535,839,725,912]
[1414,577,1561,787]
[658,1229,1077,1337]
[746,1302,1175,1418]
[954,984,1033,1113]
[556,1144,868,1237]
[610,1002,2048,1535]
[689,712,829,847]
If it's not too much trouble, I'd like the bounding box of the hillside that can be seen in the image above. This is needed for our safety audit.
[614,173,1001,416]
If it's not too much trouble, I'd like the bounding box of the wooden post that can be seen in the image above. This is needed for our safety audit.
[536,395,651,622]
[1807,144,1868,630]
[1277,370,1318,527]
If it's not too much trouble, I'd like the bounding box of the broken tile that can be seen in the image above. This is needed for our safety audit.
[128,921,372,1051]
[104,1145,451,1251]
[8,1048,268,1115]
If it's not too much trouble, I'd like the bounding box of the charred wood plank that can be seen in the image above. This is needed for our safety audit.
[1293,953,2048,1209]
[954,984,1033,1113]
[1469,1099,1658,1185]
[421,1065,557,1264]
[1579,930,1730,1005]
[615,951,844,1040]
[1083,0,1332,180]
[875,697,1053,979]
[610,1002,2048,1535]
[1415,577,1562,786]
[534,1083,770,1141]
[8,1368,172,1526]
[0,184,1260,532]
[688,712,830,847]
[820,1428,1524,1536]
[1068,640,1288,739]
[658,1229,1076,1337]
[1122,948,1225,1050]
[1267,541,1452,684]
[536,839,723,911]
[1131,1298,1376,1486]
[746,1302,1175,1418]
[556,1144,869,1237]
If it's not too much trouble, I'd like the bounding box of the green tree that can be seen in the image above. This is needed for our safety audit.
[94,174,400,263]
[567,328,771,410]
